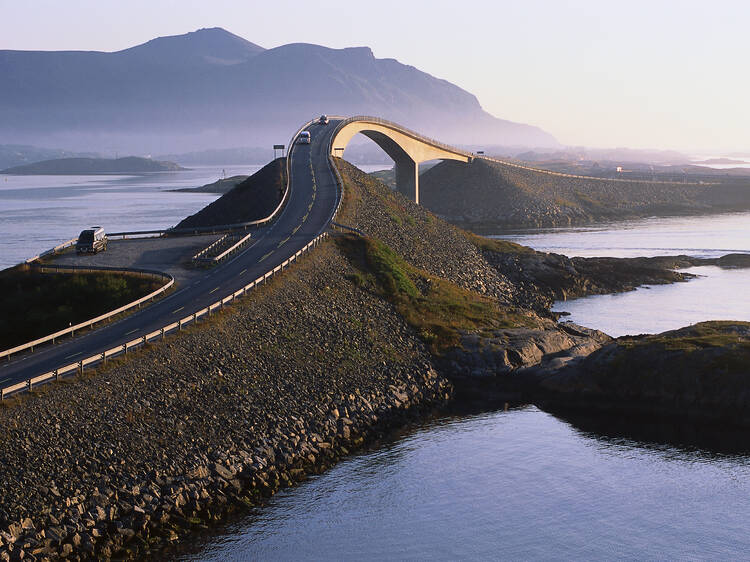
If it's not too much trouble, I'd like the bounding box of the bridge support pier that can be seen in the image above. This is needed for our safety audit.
[395,157,419,205]
[331,117,473,205]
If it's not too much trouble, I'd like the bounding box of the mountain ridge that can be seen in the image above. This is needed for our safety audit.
[0,28,558,152]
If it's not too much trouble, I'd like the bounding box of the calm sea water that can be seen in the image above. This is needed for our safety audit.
[171,210,750,561]
[0,165,258,270]
[498,212,750,337]
[176,406,750,561]
[0,163,390,270]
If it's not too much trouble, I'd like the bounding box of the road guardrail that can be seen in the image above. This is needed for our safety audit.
[0,116,330,399]
[0,232,329,401]
[0,265,174,361]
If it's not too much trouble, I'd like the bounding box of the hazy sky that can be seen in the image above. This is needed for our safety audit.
[1,0,747,152]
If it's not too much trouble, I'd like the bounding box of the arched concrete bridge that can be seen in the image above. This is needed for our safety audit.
[329,116,473,204]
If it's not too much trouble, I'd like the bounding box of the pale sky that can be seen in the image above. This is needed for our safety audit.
[1,0,747,152]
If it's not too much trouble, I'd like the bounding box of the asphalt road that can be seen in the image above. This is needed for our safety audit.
[0,119,342,389]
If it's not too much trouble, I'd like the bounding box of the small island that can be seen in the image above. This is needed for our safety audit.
[0,156,185,175]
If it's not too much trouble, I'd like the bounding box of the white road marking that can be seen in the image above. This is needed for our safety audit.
[125,328,139,336]
[172,306,184,314]
[240,268,247,275]
[209,286,220,294]
[65,351,82,359]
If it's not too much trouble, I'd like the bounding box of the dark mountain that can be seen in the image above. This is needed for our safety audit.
[0,28,557,153]
[1,156,184,175]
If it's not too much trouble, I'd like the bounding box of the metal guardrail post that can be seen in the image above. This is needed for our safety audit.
[78,361,83,375]
[54,369,59,382]
[101,352,106,365]
[122,343,127,355]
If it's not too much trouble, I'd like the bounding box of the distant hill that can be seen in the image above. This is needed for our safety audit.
[157,147,274,166]
[0,144,101,170]
[419,158,750,230]
[1,156,185,175]
[0,28,557,153]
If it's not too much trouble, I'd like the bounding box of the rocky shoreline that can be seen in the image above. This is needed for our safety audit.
[531,321,750,427]
[0,242,453,561]
[1,158,745,560]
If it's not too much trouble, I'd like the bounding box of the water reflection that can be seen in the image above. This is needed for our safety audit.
[165,405,750,561]
[543,405,750,460]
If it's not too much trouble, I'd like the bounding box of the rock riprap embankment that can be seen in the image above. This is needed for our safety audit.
[0,243,451,560]
[334,159,515,303]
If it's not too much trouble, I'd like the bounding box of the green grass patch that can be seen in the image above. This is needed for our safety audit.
[0,265,163,350]
[336,234,539,353]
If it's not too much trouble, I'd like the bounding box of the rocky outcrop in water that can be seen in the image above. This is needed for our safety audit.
[533,321,750,426]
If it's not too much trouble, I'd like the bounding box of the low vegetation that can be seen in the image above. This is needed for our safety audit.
[539,321,750,423]
[462,230,535,254]
[0,266,162,350]
[336,234,540,353]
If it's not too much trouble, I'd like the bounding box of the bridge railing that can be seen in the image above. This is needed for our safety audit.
[0,231,330,401]
[476,154,713,186]
[0,265,174,362]
[333,115,475,160]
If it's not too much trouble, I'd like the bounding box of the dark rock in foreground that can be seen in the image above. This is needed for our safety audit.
[534,321,750,426]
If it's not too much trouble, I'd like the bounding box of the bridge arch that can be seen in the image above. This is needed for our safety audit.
[329,116,473,204]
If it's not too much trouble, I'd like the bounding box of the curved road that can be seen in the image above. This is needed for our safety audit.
[0,118,343,390]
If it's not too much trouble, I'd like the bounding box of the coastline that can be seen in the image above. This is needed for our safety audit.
[2,159,747,560]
